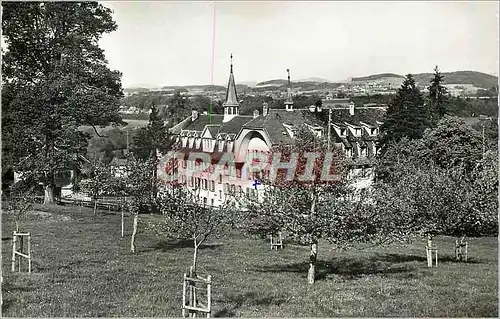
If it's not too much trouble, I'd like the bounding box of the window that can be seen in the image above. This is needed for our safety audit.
[224,183,229,194]
[189,176,194,187]
[183,160,187,169]
[236,168,241,178]
[203,179,208,190]
[210,181,215,192]
[340,129,346,136]
[238,185,242,195]
[203,197,207,206]
[361,147,367,157]
[230,184,236,194]
[370,128,376,135]
[211,198,214,206]
[218,174,222,184]
[355,128,361,136]
[219,190,222,199]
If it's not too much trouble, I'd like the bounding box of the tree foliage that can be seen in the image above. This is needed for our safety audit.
[148,186,241,272]
[243,126,383,283]
[78,153,114,214]
[380,74,429,152]
[1,2,123,203]
[428,65,450,123]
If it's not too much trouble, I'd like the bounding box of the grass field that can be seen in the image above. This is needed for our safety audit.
[1,205,498,317]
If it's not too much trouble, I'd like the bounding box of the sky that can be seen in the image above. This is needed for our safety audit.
[98,1,499,88]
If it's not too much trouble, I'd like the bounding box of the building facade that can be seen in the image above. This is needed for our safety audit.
[166,57,386,207]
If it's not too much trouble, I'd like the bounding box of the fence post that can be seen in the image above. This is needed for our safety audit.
[182,273,187,318]
[207,275,212,318]
[28,233,32,273]
[11,232,17,272]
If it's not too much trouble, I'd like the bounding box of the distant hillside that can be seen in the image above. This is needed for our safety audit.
[352,73,404,82]
[413,71,498,89]
[255,79,288,87]
[124,87,151,93]
[351,71,498,89]
[299,77,334,83]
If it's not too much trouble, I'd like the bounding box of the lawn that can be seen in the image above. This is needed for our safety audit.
[1,205,498,317]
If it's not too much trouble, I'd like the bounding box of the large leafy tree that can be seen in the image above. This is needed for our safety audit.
[2,2,123,203]
[379,74,429,153]
[428,65,449,123]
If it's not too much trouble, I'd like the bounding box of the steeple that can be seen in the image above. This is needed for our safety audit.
[223,53,240,122]
[285,68,294,112]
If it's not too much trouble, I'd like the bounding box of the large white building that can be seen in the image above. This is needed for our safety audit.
[166,56,386,207]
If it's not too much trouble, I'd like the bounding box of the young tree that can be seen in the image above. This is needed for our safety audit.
[79,153,114,215]
[380,74,429,153]
[122,154,159,253]
[131,103,173,209]
[245,126,381,284]
[374,149,497,265]
[2,2,123,203]
[5,183,35,233]
[150,185,241,273]
[428,65,449,123]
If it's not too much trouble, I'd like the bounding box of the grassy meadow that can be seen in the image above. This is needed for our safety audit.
[1,205,498,317]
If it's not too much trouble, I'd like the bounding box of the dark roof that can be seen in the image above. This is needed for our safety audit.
[174,114,224,134]
[329,108,386,127]
[243,109,321,145]
[205,125,220,137]
[218,116,253,134]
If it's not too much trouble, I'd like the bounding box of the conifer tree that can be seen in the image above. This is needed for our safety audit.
[428,65,449,124]
[379,74,429,153]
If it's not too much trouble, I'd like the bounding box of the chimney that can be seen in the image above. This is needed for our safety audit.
[191,110,199,121]
[253,109,260,119]
[349,101,355,116]
[262,102,269,116]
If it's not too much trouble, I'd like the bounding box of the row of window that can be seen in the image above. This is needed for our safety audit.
[338,127,379,137]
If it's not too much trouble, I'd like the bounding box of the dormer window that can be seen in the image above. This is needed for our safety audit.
[346,148,352,157]
[340,129,347,136]
[370,128,378,135]
[360,146,367,157]
[355,128,361,136]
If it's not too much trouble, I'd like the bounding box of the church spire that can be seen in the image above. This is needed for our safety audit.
[223,53,240,122]
[285,68,294,112]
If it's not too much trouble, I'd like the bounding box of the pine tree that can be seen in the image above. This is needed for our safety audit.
[428,65,449,123]
[380,74,429,153]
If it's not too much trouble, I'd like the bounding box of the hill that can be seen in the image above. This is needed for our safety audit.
[413,71,498,89]
[351,71,497,89]
[352,73,404,82]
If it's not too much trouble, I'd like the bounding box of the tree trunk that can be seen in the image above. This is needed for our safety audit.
[130,214,138,253]
[121,207,124,238]
[43,184,55,204]
[308,240,318,284]
[192,243,198,274]
[93,198,97,215]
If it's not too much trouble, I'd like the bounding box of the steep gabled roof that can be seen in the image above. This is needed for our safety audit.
[223,54,239,107]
